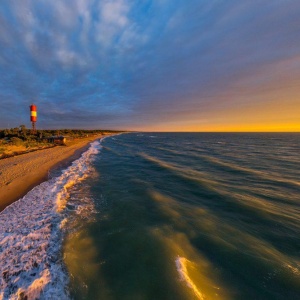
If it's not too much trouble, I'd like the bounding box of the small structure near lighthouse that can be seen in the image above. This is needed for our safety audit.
[46,135,67,145]
[30,104,37,134]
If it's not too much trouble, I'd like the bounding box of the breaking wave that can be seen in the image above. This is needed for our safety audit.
[176,257,205,300]
[0,140,102,299]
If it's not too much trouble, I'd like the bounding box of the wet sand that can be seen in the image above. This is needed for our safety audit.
[0,135,107,211]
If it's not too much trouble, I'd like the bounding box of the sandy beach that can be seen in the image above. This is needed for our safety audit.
[0,134,106,211]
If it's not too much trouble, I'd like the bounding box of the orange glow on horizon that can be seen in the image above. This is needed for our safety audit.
[132,92,300,132]
[134,123,300,133]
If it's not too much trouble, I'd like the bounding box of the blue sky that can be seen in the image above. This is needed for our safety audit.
[0,0,300,131]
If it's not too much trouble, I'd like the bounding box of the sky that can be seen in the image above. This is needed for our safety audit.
[0,0,299,131]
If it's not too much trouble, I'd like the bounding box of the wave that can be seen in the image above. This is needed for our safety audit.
[138,152,224,192]
[153,146,183,156]
[144,157,300,250]
[142,150,300,205]
[0,140,102,299]
[176,257,205,300]
[196,154,300,190]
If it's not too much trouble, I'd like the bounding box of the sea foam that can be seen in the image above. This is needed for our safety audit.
[176,256,205,300]
[0,140,101,300]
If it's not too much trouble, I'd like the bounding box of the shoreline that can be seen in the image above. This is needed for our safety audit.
[0,134,112,212]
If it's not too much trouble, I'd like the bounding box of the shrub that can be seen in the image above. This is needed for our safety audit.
[10,137,24,146]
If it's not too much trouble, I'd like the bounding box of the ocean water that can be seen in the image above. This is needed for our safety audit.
[1,133,299,299]
[63,133,300,300]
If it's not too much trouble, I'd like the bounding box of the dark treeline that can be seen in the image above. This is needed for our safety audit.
[0,125,124,146]
[0,126,125,157]
[0,126,122,139]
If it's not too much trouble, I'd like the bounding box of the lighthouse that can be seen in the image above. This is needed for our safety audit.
[30,104,37,134]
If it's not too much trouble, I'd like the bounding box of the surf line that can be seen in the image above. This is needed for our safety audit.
[176,256,205,300]
[0,139,103,299]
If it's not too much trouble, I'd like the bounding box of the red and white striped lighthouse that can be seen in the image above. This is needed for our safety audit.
[30,104,37,133]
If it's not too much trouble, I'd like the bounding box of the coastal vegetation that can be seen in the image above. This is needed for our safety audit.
[0,125,122,159]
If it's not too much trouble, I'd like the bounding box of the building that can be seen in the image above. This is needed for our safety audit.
[46,136,66,145]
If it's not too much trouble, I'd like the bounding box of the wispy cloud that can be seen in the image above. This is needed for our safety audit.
[0,0,299,130]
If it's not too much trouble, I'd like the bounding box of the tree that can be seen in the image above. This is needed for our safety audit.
[4,129,11,137]
[12,127,19,136]
[19,125,27,138]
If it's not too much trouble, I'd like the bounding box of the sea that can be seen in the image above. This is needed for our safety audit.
[0,133,299,300]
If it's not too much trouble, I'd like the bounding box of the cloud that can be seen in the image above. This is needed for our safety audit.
[95,0,129,47]
[0,0,299,130]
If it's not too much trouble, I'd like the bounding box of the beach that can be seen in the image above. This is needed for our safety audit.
[0,134,106,211]
[0,137,105,299]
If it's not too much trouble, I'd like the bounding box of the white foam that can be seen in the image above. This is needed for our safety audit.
[0,140,102,299]
[176,256,205,300]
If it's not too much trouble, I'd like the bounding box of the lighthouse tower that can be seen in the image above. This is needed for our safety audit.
[30,104,37,134]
